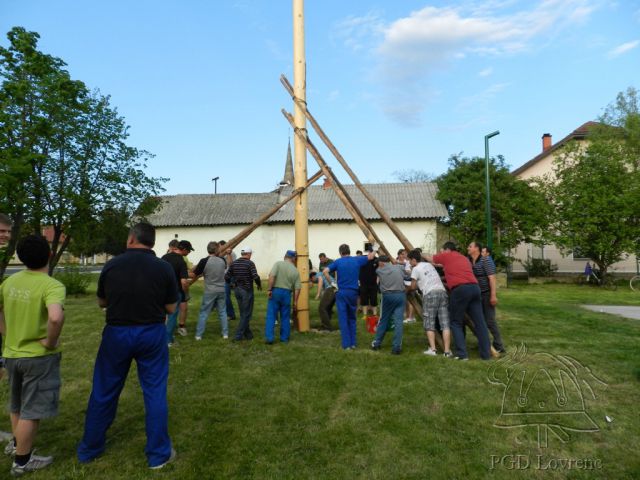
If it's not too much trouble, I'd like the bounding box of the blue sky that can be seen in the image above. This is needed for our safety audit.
[2,0,639,195]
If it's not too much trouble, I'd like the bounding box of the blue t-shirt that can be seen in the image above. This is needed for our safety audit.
[328,255,369,291]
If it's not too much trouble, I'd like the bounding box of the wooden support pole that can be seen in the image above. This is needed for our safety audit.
[281,74,415,251]
[282,109,391,258]
[222,170,322,254]
[292,0,310,332]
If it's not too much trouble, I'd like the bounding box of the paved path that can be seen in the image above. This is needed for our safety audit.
[582,305,640,320]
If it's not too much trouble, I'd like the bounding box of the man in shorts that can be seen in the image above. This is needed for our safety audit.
[0,235,66,476]
[407,249,452,357]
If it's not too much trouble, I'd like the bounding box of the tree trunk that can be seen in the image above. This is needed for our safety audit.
[48,231,71,276]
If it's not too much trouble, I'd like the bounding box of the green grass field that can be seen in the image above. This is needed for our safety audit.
[1,281,639,479]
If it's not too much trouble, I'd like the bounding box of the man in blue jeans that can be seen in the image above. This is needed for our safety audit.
[192,241,230,340]
[265,250,301,344]
[370,255,406,354]
[323,244,375,349]
[162,241,190,346]
[77,222,178,469]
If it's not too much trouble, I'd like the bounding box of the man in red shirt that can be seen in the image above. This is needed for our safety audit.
[423,242,491,360]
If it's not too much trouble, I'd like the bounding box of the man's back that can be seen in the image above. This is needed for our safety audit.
[0,270,65,358]
[100,248,178,326]
[411,262,445,295]
[227,257,258,291]
[195,256,226,293]
[330,256,368,290]
[271,261,301,291]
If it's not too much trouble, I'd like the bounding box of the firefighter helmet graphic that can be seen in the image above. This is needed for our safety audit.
[488,343,606,448]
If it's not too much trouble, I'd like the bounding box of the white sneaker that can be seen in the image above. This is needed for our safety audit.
[195,336,202,341]
[177,327,188,337]
[223,335,229,339]
[423,348,437,356]
[4,437,15,456]
[11,452,53,476]
[403,317,416,324]
[149,448,176,470]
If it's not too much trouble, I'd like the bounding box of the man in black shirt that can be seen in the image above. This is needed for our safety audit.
[78,222,178,469]
[359,254,379,318]
[162,242,190,345]
[225,246,261,341]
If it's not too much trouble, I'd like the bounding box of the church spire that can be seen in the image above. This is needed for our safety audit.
[281,138,294,186]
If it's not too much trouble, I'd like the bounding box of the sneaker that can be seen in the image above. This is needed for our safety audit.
[223,335,229,339]
[11,452,53,476]
[423,348,437,356]
[149,448,176,470]
[177,327,187,337]
[391,349,401,355]
[167,343,174,348]
[403,317,416,324]
[443,351,454,358]
[195,336,202,341]
[454,356,469,361]
[4,438,15,456]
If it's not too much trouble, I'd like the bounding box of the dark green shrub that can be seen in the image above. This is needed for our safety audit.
[521,257,558,277]
[54,266,91,295]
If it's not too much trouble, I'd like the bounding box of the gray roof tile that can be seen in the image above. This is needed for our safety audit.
[146,182,447,227]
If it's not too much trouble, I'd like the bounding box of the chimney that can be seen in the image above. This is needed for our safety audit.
[322,177,332,190]
[542,133,552,152]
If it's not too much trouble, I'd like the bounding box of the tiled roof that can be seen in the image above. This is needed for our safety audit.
[511,121,600,176]
[146,182,447,227]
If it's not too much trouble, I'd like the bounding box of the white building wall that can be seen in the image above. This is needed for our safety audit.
[511,243,639,275]
[156,220,440,277]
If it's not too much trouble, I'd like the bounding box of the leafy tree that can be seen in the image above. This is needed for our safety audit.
[392,169,435,183]
[436,154,550,263]
[538,88,640,274]
[0,27,166,276]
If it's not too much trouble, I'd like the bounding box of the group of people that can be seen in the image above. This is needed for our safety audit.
[0,212,506,476]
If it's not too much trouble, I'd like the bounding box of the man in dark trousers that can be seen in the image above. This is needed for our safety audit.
[77,222,178,469]
[423,241,491,360]
[468,241,505,353]
[225,246,261,341]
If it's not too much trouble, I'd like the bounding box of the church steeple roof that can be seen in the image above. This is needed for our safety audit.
[280,139,294,186]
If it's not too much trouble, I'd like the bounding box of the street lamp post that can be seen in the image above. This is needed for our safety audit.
[484,130,499,250]
[212,176,220,194]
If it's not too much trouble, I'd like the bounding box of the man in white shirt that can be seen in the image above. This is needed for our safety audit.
[407,249,452,357]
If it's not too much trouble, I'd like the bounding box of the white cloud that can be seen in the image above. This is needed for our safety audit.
[478,67,493,77]
[331,11,384,52]
[336,1,601,127]
[607,40,640,58]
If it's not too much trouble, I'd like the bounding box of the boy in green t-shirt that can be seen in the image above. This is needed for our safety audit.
[0,235,65,476]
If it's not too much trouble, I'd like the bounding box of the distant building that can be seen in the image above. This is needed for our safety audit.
[511,122,638,274]
[146,145,448,276]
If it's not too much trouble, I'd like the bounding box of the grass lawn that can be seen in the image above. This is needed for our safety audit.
[1,281,639,479]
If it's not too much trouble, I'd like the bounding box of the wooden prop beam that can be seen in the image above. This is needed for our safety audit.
[281,74,414,251]
[282,109,391,258]
[222,169,323,254]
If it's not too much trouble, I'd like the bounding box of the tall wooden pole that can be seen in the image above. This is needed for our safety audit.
[292,0,310,331]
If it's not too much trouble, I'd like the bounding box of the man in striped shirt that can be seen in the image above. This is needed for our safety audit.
[468,241,505,354]
[225,246,261,341]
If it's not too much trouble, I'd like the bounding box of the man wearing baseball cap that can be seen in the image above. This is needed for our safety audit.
[225,246,261,341]
[265,250,301,344]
